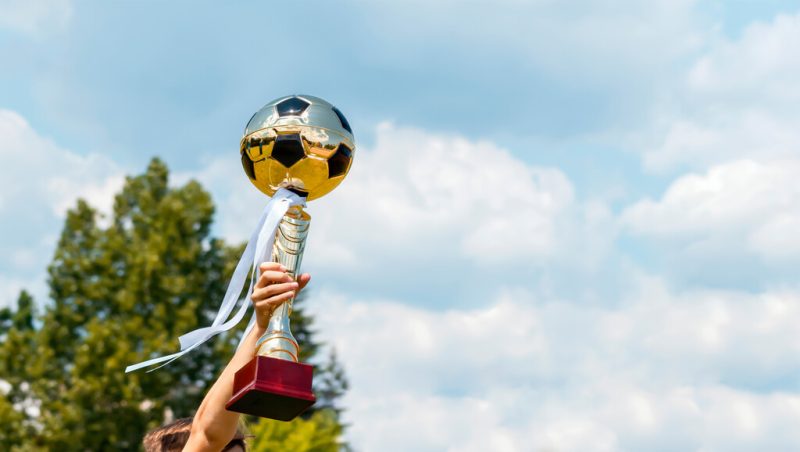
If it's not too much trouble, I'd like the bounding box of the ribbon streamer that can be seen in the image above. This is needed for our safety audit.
[125,188,306,373]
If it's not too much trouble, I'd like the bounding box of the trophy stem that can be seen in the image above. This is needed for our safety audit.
[227,203,316,420]
[255,205,311,362]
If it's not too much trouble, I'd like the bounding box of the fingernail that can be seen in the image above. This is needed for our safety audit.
[291,282,299,288]
[279,264,287,271]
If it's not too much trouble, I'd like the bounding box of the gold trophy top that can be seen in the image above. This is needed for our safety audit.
[240,95,356,201]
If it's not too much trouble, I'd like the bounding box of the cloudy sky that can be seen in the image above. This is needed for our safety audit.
[2,1,800,450]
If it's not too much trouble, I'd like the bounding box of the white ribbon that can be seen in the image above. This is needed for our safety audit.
[125,188,306,373]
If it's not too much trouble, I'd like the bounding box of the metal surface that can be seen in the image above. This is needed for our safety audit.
[241,94,356,201]
[255,205,311,362]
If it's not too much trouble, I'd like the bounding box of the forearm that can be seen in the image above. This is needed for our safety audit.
[182,265,307,452]
[184,324,265,451]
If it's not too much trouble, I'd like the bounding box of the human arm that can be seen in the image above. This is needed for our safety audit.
[183,262,311,451]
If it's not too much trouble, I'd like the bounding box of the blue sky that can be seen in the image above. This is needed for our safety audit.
[3,1,800,450]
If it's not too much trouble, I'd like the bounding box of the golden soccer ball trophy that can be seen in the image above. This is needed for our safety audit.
[226,95,355,421]
[239,94,355,200]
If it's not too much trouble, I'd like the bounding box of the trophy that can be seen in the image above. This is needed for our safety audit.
[225,95,355,421]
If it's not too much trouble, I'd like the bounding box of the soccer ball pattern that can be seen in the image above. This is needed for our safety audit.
[240,95,355,201]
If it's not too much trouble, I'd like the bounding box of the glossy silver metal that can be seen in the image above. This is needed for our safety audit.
[245,94,354,149]
[255,205,311,362]
[246,94,355,364]
[241,94,356,201]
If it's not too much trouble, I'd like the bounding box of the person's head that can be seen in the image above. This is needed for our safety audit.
[143,417,248,452]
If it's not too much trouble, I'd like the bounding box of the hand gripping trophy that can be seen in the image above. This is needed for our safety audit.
[125,95,355,422]
[226,95,355,420]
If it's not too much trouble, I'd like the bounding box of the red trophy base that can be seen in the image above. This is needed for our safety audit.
[225,355,316,421]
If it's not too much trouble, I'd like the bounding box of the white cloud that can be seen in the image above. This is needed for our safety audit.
[336,383,800,452]
[306,277,800,451]
[182,123,598,281]
[621,159,800,262]
[312,123,576,263]
[179,123,630,317]
[0,0,72,34]
[749,214,800,259]
[0,110,124,219]
[0,109,125,307]
[644,12,800,171]
[687,14,800,105]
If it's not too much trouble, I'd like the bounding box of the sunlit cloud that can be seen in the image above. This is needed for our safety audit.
[0,109,125,307]
[643,12,800,171]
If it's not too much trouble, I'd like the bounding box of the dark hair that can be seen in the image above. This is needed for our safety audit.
[143,417,247,452]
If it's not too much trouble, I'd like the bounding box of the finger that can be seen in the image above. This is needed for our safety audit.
[255,290,295,310]
[253,281,299,301]
[251,281,299,302]
[256,270,293,289]
[259,262,286,273]
[296,273,311,291]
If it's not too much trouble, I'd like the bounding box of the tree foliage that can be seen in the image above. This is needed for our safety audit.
[248,409,343,452]
[0,159,348,450]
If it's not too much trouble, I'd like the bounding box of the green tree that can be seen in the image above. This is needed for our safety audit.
[248,409,343,452]
[0,291,37,450]
[0,159,348,450]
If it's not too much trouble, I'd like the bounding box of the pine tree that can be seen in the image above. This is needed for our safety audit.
[0,291,37,450]
[313,349,349,417]
[0,158,348,450]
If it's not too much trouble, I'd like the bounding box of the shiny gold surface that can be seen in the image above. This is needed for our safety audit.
[241,95,356,201]
[248,95,355,363]
[255,205,310,362]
